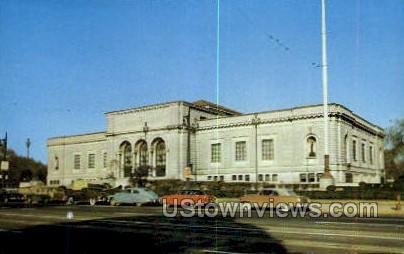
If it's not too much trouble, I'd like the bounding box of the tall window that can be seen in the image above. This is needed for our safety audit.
[103,152,107,168]
[258,174,263,181]
[352,140,357,161]
[369,146,373,164]
[245,175,250,182]
[307,136,317,158]
[120,141,132,177]
[88,154,95,169]
[344,135,349,162]
[262,139,274,160]
[54,156,59,170]
[346,173,353,183]
[74,154,81,170]
[211,143,221,163]
[265,174,270,181]
[154,139,166,177]
[137,141,148,166]
[235,141,246,161]
[361,143,366,162]
[124,145,132,167]
[272,174,278,182]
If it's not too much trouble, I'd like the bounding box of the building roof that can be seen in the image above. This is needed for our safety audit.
[104,99,241,116]
[192,100,242,116]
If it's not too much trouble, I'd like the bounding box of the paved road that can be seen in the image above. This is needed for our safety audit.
[0,205,403,253]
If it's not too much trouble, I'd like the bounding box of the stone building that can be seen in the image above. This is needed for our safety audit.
[47,100,385,188]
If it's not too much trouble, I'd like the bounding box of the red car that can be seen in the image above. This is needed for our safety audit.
[161,190,215,207]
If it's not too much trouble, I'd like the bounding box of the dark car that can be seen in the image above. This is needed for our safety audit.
[25,193,51,206]
[0,189,27,207]
[65,186,111,206]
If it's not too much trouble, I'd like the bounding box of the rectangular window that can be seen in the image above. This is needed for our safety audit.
[235,141,247,161]
[207,176,212,181]
[74,155,81,170]
[369,146,373,164]
[50,180,60,185]
[232,175,237,181]
[258,174,263,181]
[238,175,243,181]
[265,174,270,181]
[352,140,357,161]
[262,139,274,160]
[88,154,95,169]
[272,174,278,182]
[361,143,366,162]
[300,173,307,183]
[214,176,218,181]
[308,173,315,182]
[211,143,221,163]
[245,175,250,182]
[219,175,224,181]
[103,152,107,168]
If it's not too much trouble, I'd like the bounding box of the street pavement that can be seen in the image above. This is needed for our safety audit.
[0,205,403,254]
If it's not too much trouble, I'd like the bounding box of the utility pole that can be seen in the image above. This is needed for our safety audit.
[0,132,8,188]
[319,0,334,189]
[26,138,31,159]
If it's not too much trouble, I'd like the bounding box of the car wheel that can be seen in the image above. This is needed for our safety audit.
[110,199,119,206]
[89,198,96,206]
[66,197,74,206]
[26,197,33,208]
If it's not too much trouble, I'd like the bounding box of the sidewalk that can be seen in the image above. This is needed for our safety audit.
[215,198,404,217]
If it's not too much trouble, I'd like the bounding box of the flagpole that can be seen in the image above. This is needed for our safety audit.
[320,0,334,189]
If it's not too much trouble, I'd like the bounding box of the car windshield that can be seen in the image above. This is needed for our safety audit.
[179,190,203,195]
[276,189,297,196]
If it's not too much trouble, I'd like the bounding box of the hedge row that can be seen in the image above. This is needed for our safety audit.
[146,180,255,198]
[144,180,404,200]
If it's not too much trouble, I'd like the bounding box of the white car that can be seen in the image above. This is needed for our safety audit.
[108,187,159,206]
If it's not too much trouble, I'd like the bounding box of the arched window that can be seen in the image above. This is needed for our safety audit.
[307,136,317,158]
[153,138,166,177]
[135,140,148,167]
[345,173,353,183]
[120,141,132,177]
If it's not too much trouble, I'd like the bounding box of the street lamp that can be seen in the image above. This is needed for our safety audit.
[252,114,261,188]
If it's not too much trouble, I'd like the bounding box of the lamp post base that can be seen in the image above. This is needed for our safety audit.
[320,171,334,190]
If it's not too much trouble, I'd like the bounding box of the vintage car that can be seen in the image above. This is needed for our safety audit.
[239,188,310,211]
[65,186,110,206]
[161,189,215,207]
[108,187,159,206]
[0,189,27,207]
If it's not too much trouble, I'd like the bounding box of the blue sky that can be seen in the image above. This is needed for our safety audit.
[0,0,403,163]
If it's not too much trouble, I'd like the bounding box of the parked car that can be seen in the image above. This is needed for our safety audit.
[108,187,159,206]
[65,186,110,206]
[239,188,310,211]
[0,189,27,207]
[25,193,51,206]
[161,189,215,207]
